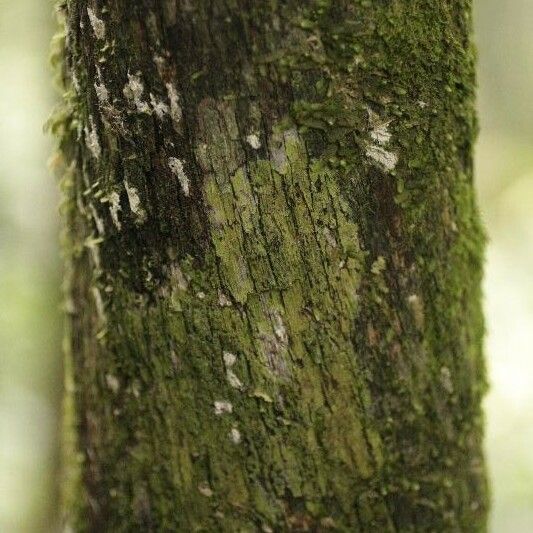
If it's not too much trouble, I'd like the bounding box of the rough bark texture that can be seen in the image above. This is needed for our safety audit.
[54,0,488,531]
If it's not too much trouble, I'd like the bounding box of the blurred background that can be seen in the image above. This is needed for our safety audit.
[0,0,531,531]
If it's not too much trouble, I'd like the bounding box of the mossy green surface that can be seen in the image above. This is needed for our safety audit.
[55,0,488,530]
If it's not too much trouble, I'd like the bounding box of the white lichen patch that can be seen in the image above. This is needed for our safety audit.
[260,310,290,378]
[124,181,147,224]
[94,81,109,106]
[108,191,122,230]
[123,73,151,114]
[105,373,120,394]
[368,108,392,145]
[168,157,190,196]
[370,122,392,145]
[72,73,81,94]
[272,310,288,345]
[223,351,243,390]
[229,427,242,444]
[87,7,106,40]
[91,286,106,321]
[130,382,141,399]
[223,351,237,367]
[227,371,243,390]
[85,117,101,159]
[218,291,232,307]
[150,93,170,119]
[246,133,261,150]
[366,144,398,172]
[366,108,398,172]
[197,483,213,497]
[89,203,105,235]
[86,236,103,271]
[166,83,183,129]
[214,400,233,415]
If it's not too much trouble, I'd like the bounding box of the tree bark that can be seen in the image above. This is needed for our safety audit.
[55,0,488,530]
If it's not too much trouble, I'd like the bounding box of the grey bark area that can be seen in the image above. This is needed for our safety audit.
[56,0,488,531]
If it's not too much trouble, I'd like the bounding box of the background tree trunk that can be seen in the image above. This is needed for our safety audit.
[56,0,488,530]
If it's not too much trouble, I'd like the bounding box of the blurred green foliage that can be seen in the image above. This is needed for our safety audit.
[475,1,533,531]
[0,1,61,531]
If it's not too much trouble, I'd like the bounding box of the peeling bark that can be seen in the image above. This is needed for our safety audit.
[54,0,488,531]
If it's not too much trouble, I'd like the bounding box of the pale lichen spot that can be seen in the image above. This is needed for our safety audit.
[168,157,190,196]
[227,370,243,390]
[229,427,242,444]
[85,236,102,271]
[71,73,81,93]
[366,144,398,172]
[246,133,261,149]
[218,291,232,307]
[272,310,288,344]
[214,400,233,415]
[197,291,206,300]
[366,108,397,171]
[130,382,141,399]
[89,203,105,235]
[197,483,213,497]
[149,93,170,119]
[85,117,101,159]
[123,73,151,114]
[368,108,392,145]
[94,82,109,106]
[418,100,428,109]
[87,7,106,40]
[91,286,106,323]
[371,123,392,145]
[124,181,147,224]
[223,351,243,389]
[166,83,183,130]
[320,517,337,529]
[108,191,122,230]
[223,351,237,367]
[260,310,290,378]
[105,373,120,394]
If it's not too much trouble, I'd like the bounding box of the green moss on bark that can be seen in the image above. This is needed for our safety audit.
[54,0,488,531]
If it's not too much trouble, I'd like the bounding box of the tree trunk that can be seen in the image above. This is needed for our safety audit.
[55,0,488,530]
